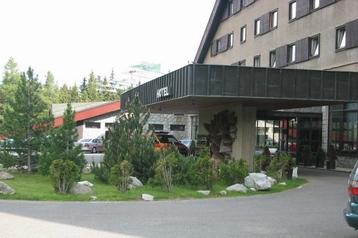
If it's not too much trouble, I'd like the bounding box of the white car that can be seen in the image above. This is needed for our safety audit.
[75,138,104,153]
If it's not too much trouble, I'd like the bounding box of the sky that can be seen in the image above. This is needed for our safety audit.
[0,0,215,86]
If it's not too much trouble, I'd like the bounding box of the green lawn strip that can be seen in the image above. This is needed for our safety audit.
[0,173,308,201]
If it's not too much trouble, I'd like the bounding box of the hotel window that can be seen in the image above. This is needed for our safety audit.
[85,122,101,129]
[105,123,113,128]
[228,33,234,48]
[151,124,164,131]
[289,1,296,20]
[240,25,246,43]
[253,55,260,67]
[254,19,260,36]
[269,51,276,67]
[309,35,320,57]
[170,125,185,131]
[229,1,234,15]
[310,0,320,10]
[270,10,278,29]
[336,27,346,49]
[288,44,296,63]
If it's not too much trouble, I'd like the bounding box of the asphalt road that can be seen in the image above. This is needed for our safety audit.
[0,168,357,238]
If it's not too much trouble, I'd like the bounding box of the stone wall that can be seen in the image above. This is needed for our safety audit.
[337,155,358,169]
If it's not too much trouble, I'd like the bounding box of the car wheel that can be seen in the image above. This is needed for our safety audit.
[91,147,97,153]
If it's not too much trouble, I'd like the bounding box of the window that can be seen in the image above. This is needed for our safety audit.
[254,19,260,36]
[228,33,234,48]
[85,122,101,129]
[269,51,276,67]
[288,44,296,63]
[240,25,246,43]
[238,60,246,66]
[151,124,164,131]
[229,1,234,15]
[336,27,346,49]
[105,123,113,128]
[309,35,320,57]
[253,55,260,67]
[170,125,185,131]
[289,1,296,20]
[310,0,320,10]
[270,10,278,29]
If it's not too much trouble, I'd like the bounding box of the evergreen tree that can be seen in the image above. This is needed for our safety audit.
[0,57,21,124]
[69,84,81,102]
[57,84,70,103]
[93,95,158,183]
[2,67,54,173]
[42,71,56,104]
[39,103,86,176]
[86,71,100,102]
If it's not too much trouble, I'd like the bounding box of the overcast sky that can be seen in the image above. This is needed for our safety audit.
[0,0,215,86]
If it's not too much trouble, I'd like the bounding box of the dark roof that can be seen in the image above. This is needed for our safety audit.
[194,0,223,63]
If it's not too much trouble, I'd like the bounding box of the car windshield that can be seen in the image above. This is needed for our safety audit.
[80,138,92,142]
[157,135,179,143]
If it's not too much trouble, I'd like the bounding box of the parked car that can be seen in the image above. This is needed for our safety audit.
[75,138,104,153]
[153,132,188,155]
[343,160,358,229]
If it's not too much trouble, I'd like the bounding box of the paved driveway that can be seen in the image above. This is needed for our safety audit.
[0,168,356,238]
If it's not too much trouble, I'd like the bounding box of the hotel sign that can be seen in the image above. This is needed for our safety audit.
[156,86,172,98]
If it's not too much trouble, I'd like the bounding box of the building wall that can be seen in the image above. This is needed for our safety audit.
[80,112,118,139]
[204,0,358,71]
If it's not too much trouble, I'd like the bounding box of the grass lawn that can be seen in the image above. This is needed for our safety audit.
[0,172,308,202]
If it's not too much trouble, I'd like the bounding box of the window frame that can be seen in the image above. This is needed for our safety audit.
[336,26,346,50]
[228,32,234,48]
[309,35,320,58]
[85,122,101,129]
[240,25,247,43]
[310,0,320,11]
[170,125,185,131]
[253,55,261,67]
[270,9,278,29]
[269,50,277,68]
[289,1,297,21]
[238,60,246,66]
[288,44,296,63]
[254,18,261,36]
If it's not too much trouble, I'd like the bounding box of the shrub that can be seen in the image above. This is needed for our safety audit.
[0,151,17,168]
[219,158,249,185]
[254,153,266,173]
[266,157,279,180]
[187,148,217,190]
[109,160,132,193]
[49,159,79,194]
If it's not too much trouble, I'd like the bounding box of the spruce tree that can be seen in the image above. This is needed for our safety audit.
[39,103,86,177]
[2,67,53,173]
[93,95,158,183]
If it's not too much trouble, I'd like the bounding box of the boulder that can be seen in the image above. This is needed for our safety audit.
[244,173,272,191]
[226,184,248,193]
[141,194,154,201]
[0,172,14,180]
[292,167,298,179]
[78,181,93,187]
[197,190,210,195]
[69,182,94,194]
[129,176,143,188]
[0,181,15,195]
[267,176,277,186]
[219,190,227,195]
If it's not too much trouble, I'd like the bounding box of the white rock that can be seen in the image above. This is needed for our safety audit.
[219,190,227,195]
[78,181,93,187]
[197,190,210,195]
[279,182,287,186]
[141,194,154,201]
[226,184,248,193]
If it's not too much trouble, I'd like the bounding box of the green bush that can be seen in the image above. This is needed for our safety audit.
[266,157,279,180]
[219,158,249,185]
[49,159,79,194]
[109,160,132,193]
[187,148,217,190]
[151,152,177,192]
[254,153,266,173]
[0,151,17,168]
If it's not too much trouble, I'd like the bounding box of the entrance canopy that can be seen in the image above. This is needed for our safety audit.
[120,64,358,114]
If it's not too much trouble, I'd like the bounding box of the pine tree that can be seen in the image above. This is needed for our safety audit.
[39,103,86,176]
[93,95,158,183]
[42,71,56,104]
[2,67,54,173]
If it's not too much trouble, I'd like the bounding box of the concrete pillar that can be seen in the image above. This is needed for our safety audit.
[231,105,257,171]
[198,104,257,171]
